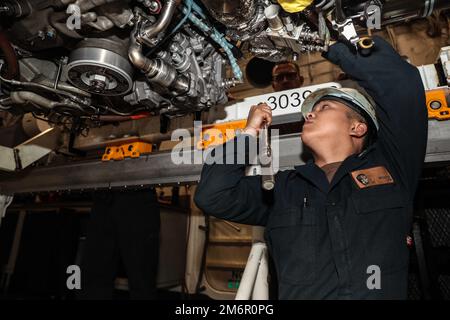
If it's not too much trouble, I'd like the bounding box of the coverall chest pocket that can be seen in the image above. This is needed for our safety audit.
[266,206,317,286]
[351,189,410,271]
[351,188,407,214]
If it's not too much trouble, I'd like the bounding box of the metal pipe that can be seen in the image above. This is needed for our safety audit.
[54,60,63,89]
[10,91,85,113]
[10,91,54,109]
[322,0,335,11]
[0,104,12,110]
[129,32,154,72]
[129,34,172,83]
[334,0,346,24]
[36,77,91,98]
[140,0,181,46]
[264,5,284,32]
[0,97,13,109]
[129,27,190,93]
[0,75,89,105]
[315,0,328,8]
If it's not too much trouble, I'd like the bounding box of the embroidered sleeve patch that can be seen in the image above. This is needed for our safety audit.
[351,166,394,189]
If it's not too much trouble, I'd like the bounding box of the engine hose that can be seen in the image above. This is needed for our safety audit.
[144,0,196,57]
[9,91,87,114]
[96,112,150,122]
[322,0,335,11]
[140,0,181,46]
[97,104,149,116]
[170,0,193,35]
[0,75,90,106]
[35,77,91,98]
[182,6,243,81]
[0,97,12,110]
[315,0,327,8]
[190,0,207,19]
[0,30,19,80]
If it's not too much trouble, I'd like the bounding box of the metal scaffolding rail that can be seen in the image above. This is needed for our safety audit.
[1,120,450,195]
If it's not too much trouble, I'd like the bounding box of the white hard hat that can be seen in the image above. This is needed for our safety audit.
[301,87,379,132]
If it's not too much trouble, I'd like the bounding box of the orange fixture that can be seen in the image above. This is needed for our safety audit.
[102,141,153,161]
[426,88,450,120]
[197,120,247,150]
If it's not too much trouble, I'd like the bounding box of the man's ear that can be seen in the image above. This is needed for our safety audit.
[349,122,368,138]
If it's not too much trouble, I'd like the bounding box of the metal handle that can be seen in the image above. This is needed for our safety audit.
[260,123,275,191]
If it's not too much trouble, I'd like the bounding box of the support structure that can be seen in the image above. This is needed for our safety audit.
[1,120,450,195]
[0,127,61,172]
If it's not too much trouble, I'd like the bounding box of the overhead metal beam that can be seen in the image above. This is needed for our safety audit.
[1,120,450,195]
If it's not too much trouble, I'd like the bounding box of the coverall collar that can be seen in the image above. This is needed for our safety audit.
[294,144,375,194]
[294,160,329,194]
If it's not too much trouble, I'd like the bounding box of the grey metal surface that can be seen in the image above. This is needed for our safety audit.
[0,127,61,172]
[0,146,16,172]
[424,120,450,163]
[200,0,257,28]
[15,127,61,169]
[0,150,204,194]
[67,46,134,96]
[1,120,450,194]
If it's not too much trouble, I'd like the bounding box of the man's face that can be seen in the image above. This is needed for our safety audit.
[271,63,303,92]
[301,99,357,148]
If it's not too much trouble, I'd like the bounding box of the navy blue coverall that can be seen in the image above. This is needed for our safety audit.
[194,37,428,299]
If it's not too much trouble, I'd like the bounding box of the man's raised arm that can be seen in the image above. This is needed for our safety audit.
[323,37,428,193]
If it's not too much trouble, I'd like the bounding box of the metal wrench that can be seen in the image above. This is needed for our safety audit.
[260,122,275,191]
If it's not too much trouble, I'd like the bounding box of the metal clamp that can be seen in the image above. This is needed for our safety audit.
[332,18,360,48]
[333,0,360,48]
